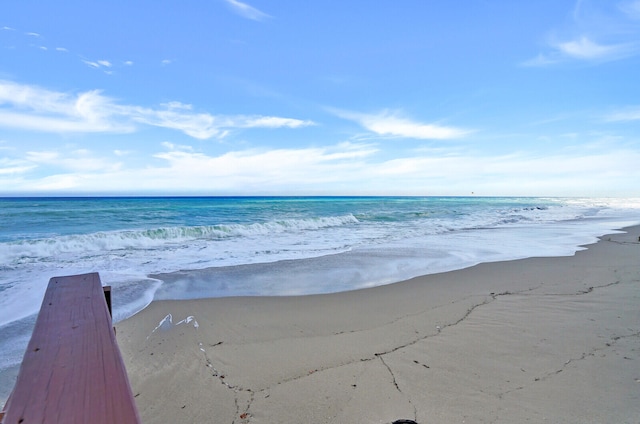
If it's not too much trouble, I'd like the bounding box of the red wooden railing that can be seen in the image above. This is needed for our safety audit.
[0,273,140,424]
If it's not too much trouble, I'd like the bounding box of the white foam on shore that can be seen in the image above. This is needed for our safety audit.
[151,220,637,300]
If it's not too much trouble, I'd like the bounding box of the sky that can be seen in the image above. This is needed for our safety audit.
[1,0,639,196]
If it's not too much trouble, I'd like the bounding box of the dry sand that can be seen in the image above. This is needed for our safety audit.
[118,226,640,424]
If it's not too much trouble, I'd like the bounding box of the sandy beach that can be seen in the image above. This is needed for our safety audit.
[117,226,640,423]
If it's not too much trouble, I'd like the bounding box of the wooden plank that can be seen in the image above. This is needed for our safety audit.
[2,273,140,424]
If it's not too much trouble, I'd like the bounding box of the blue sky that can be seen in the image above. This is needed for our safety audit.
[1,0,639,196]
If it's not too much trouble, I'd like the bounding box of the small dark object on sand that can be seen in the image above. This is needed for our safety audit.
[392,420,418,424]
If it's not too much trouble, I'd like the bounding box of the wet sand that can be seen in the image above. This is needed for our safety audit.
[118,226,640,423]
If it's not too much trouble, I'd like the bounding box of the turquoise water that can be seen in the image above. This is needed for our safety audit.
[0,196,639,394]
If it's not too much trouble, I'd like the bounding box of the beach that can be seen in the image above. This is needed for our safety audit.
[117,225,640,423]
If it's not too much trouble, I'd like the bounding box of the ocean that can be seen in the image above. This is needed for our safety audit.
[1,196,639,397]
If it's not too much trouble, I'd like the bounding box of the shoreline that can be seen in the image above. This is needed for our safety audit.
[118,225,640,423]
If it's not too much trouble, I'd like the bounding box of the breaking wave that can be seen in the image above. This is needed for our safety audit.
[0,214,360,264]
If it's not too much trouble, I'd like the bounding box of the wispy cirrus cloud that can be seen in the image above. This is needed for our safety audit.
[523,36,637,66]
[130,101,314,139]
[0,80,314,139]
[604,106,640,121]
[1,27,133,73]
[556,36,635,60]
[523,0,640,66]
[0,81,132,133]
[83,59,113,69]
[619,0,640,20]
[222,0,271,21]
[238,116,313,128]
[332,108,470,140]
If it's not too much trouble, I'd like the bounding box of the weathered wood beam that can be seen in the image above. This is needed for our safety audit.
[1,273,140,424]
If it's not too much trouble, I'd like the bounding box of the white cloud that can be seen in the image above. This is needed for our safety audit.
[56,47,68,52]
[3,142,638,196]
[25,32,40,37]
[25,149,122,172]
[0,81,133,133]
[0,158,35,175]
[236,116,315,129]
[130,106,314,139]
[11,142,372,193]
[333,109,470,140]
[0,112,126,133]
[523,36,638,66]
[0,80,314,139]
[161,142,194,152]
[619,0,640,19]
[223,0,271,21]
[604,106,640,121]
[161,59,172,66]
[23,173,84,191]
[555,36,633,60]
[128,107,217,138]
[83,60,101,69]
[83,59,113,70]
[0,143,373,193]
[161,101,192,111]
[149,142,375,189]
[521,53,559,67]
[524,1,640,66]
[359,149,640,196]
